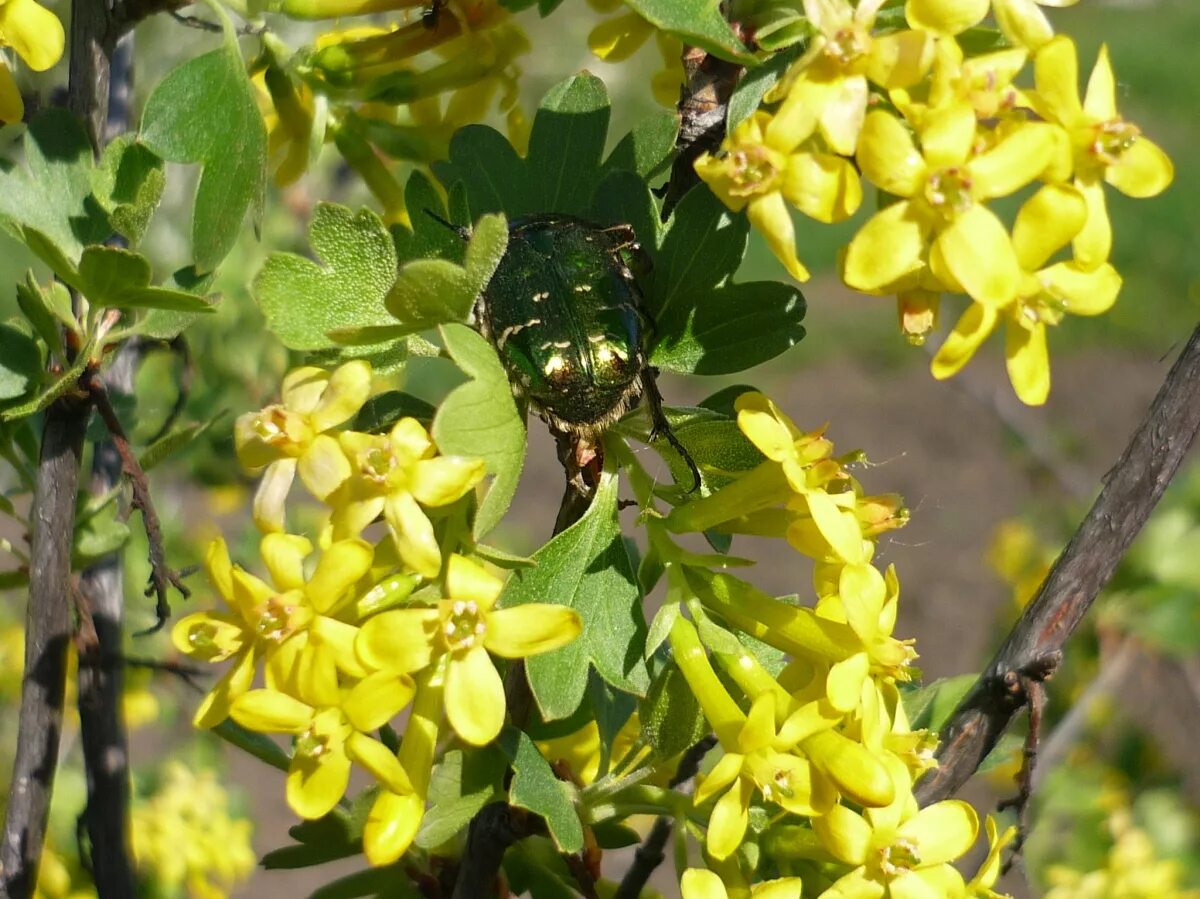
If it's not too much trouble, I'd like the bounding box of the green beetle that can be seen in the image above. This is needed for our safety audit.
[435,212,698,488]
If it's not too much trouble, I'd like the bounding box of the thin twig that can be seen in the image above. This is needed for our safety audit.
[85,370,190,632]
[916,321,1200,806]
[997,676,1047,874]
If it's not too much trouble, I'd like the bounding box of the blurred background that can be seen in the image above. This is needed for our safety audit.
[1,0,1198,895]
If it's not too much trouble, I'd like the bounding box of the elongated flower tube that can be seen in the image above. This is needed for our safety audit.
[356,554,581,745]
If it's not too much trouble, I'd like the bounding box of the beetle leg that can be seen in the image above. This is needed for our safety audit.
[641,368,701,493]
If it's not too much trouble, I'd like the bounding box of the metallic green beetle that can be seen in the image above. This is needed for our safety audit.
[439,212,699,488]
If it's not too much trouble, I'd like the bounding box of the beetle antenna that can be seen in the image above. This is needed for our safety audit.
[641,370,701,493]
[423,208,471,241]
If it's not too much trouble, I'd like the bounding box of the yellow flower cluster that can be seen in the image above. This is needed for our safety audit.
[648,392,1013,896]
[130,762,256,899]
[0,0,64,123]
[177,360,583,865]
[696,0,1172,406]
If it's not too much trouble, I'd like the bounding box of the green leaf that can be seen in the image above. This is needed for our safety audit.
[253,204,397,350]
[601,111,680,184]
[499,727,584,853]
[648,186,748,328]
[353,390,437,432]
[76,246,216,313]
[212,719,292,772]
[650,281,806,375]
[73,495,132,568]
[0,109,111,262]
[416,748,505,849]
[622,0,753,62]
[309,865,420,899]
[15,273,66,357]
[500,470,649,720]
[639,663,709,761]
[392,170,470,263]
[613,406,763,490]
[134,266,218,340]
[432,324,526,539]
[140,46,267,272]
[591,821,642,849]
[138,415,221,472]
[0,334,94,422]
[727,44,804,130]
[526,74,610,213]
[92,136,165,246]
[902,674,978,733]
[0,323,42,403]
[384,213,507,333]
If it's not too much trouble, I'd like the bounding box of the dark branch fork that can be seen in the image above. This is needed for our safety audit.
[916,323,1200,816]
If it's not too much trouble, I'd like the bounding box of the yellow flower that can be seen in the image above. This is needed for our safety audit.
[0,0,66,122]
[844,105,1056,307]
[172,533,373,727]
[328,418,486,578]
[235,361,373,532]
[768,0,934,157]
[696,111,862,282]
[814,760,979,899]
[258,66,321,187]
[682,867,804,899]
[356,554,581,745]
[1031,36,1174,269]
[587,7,685,108]
[905,0,988,36]
[231,668,416,819]
[993,0,1080,50]
[932,183,1122,404]
[968,815,1017,898]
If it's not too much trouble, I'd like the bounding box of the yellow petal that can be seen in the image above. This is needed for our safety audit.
[1005,319,1050,406]
[484,605,582,658]
[827,652,870,712]
[172,612,246,663]
[1012,183,1087,271]
[306,538,374,613]
[737,693,777,755]
[385,491,442,578]
[260,532,313,592]
[843,201,928,292]
[934,205,1020,306]
[205,536,235,601]
[230,688,313,733]
[409,456,486,507]
[681,869,729,899]
[1034,36,1082,124]
[587,11,652,62]
[1073,177,1111,269]
[931,303,997,379]
[968,123,1054,201]
[898,800,979,865]
[694,752,745,807]
[805,730,895,808]
[866,30,934,90]
[193,647,257,729]
[839,563,887,639]
[388,417,435,461]
[765,76,821,153]
[356,608,440,674]
[287,750,351,820]
[1082,44,1116,121]
[343,670,416,732]
[747,193,810,283]
[782,151,862,224]
[805,490,865,564]
[447,553,504,609]
[918,102,975,169]
[445,645,505,745]
[311,616,368,677]
[364,790,424,866]
[330,494,385,541]
[857,110,925,197]
[751,879,805,899]
[0,0,66,71]
[346,732,414,795]
[905,0,987,34]
[298,434,352,501]
[297,641,341,708]
[0,62,23,123]
[253,458,297,533]
[1105,136,1174,198]
[813,803,871,865]
[1041,261,1122,315]
[281,366,331,416]
[993,0,1053,50]
[736,394,796,462]
[817,73,869,158]
[706,779,752,861]
[309,360,372,432]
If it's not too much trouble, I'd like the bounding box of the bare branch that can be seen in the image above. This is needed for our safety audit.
[916,322,1200,806]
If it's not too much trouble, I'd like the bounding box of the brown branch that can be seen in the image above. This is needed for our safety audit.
[449,805,538,899]
[916,321,1200,806]
[85,370,190,633]
[0,397,90,899]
